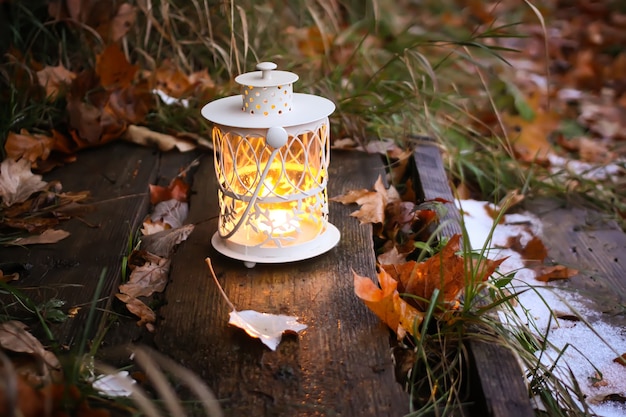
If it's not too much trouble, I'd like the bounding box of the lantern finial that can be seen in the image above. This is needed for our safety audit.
[257,62,277,80]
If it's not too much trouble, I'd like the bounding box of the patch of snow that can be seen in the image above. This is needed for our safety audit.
[548,154,624,181]
[458,199,626,417]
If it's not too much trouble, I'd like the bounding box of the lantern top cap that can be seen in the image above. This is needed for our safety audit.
[235,62,299,88]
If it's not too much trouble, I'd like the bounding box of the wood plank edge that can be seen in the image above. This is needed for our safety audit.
[411,144,534,417]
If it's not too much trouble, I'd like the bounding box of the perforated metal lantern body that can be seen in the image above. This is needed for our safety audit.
[201,62,339,266]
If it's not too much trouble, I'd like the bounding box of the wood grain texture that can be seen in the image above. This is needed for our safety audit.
[155,150,410,417]
[411,143,463,238]
[524,198,626,327]
[0,142,199,344]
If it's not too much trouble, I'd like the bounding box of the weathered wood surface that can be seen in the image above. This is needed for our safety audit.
[524,198,626,328]
[411,144,536,417]
[0,142,200,344]
[154,150,410,416]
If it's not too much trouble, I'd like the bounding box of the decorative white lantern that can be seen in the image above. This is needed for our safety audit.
[201,62,340,267]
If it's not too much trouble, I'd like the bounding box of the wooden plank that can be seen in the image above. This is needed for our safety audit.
[0,142,200,345]
[411,143,535,417]
[155,150,410,416]
[524,198,626,328]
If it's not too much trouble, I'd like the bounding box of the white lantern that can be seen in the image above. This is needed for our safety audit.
[201,62,340,268]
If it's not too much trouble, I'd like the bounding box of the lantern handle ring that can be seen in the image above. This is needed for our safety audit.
[219,127,287,239]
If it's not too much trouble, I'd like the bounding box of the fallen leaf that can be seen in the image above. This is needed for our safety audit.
[107,83,154,125]
[331,176,399,224]
[0,321,61,374]
[109,3,136,42]
[502,93,560,162]
[36,64,76,100]
[67,99,104,144]
[7,229,70,246]
[205,258,307,350]
[4,129,55,164]
[141,218,169,235]
[228,310,308,351]
[509,235,548,263]
[124,124,196,152]
[92,371,136,397]
[95,44,138,90]
[119,253,170,298]
[140,224,195,257]
[150,199,188,229]
[613,353,626,366]
[155,60,192,98]
[377,245,409,265]
[0,159,48,207]
[383,235,504,310]
[0,270,20,282]
[115,294,156,331]
[149,177,190,204]
[0,374,45,417]
[534,265,579,282]
[353,269,424,339]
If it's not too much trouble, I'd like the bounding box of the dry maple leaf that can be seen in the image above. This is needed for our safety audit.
[382,235,505,311]
[0,159,48,207]
[36,64,76,100]
[5,129,56,164]
[331,175,400,224]
[118,252,170,298]
[115,293,156,331]
[96,44,139,90]
[353,269,424,339]
[502,91,560,163]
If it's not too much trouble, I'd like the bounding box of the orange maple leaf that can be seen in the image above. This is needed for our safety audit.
[382,235,505,310]
[354,269,424,339]
[96,44,138,90]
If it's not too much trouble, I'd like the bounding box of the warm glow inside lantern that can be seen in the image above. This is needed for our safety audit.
[201,62,340,267]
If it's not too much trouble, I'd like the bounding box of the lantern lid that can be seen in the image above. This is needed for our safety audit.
[201,62,335,129]
[234,62,298,87]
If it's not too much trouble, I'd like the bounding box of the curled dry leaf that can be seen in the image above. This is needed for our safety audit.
[0,321,61,378]
[331,175,399,224]
[0,159,48,207]
[119,252,170,298]
[205,258,308,351]
[115,293,156,331]
[149,199,189,229]
[140,224,195,257]
[353,269,424,339]
[228,310,308,351]
[7,229,70,246]
[124,124,196,152]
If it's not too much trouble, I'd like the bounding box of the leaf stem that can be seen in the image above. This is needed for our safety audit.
[204,258,236,311]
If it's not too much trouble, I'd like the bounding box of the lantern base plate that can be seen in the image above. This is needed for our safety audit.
[211,224,340,266]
